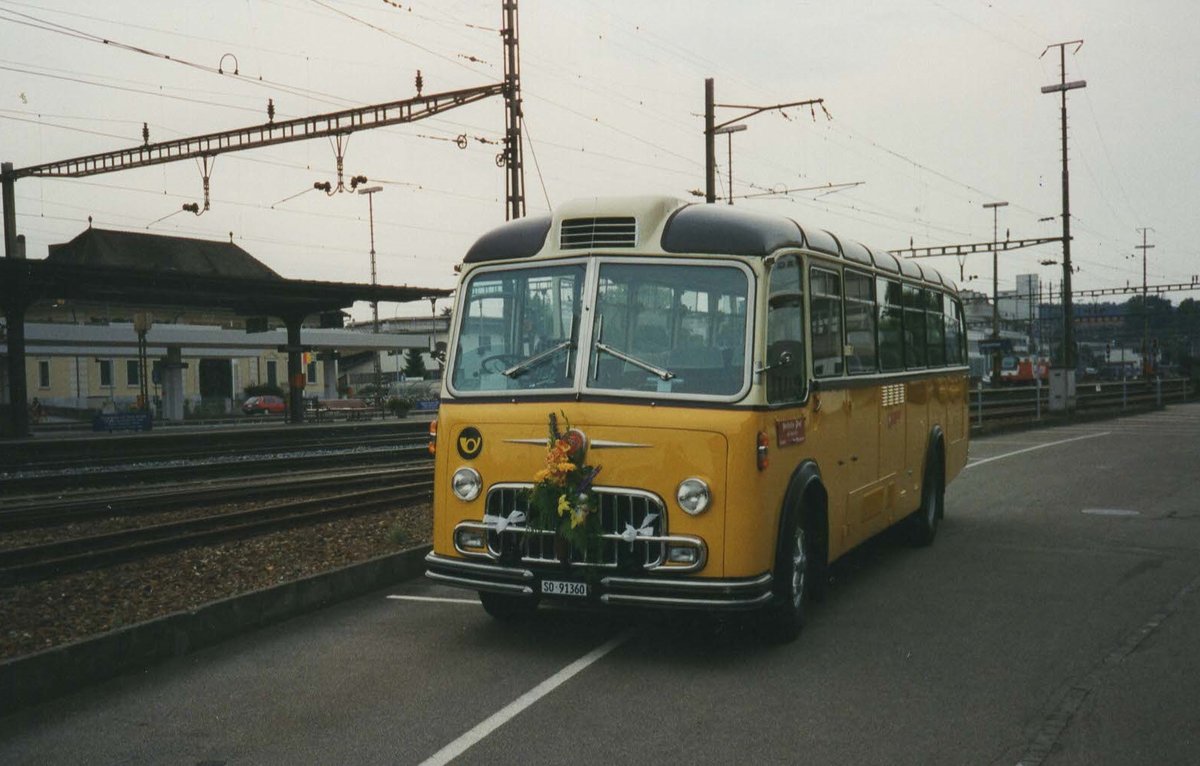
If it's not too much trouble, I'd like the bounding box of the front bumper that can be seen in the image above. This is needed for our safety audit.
[425,552,774,610]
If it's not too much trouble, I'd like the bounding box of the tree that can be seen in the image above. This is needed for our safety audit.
[403,348,427,379]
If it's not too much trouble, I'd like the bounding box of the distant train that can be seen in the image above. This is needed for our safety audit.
[998,355,1050,384]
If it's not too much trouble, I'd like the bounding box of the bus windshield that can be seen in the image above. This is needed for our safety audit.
[450,259,751,398]
[587,262,749,397]
[451,263,585,392]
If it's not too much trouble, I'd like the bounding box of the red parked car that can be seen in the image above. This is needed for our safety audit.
[241,395,286,415]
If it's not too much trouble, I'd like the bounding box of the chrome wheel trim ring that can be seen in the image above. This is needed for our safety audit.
[790,526,806,609]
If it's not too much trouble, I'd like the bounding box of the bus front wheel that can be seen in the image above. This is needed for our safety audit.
[762,512,812,643]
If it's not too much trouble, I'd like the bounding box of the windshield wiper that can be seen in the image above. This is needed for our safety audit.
[501,340,573,378]
[594,342,675,381]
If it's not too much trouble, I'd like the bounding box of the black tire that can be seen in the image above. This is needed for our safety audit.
[762,512,812,643]
[479,591,540,621]
[908,452,945,547]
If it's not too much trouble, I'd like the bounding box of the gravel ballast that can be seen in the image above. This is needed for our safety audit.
[0,503,431,662]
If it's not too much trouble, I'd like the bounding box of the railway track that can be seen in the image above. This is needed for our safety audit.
[0,478,433,586]
[0,464,433,531]
[2,440,429,495]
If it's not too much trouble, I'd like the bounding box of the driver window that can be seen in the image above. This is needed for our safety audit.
[450,264,584,391]
[765,255,806,404]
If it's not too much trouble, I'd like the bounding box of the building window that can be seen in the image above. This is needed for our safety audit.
[38,360,50,388]
[307,361,317,384]
[266,360,278,388]
[99,359,113,387]
[127,360,141,386]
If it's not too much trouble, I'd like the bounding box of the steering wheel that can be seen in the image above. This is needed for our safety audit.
[479,354,521,375]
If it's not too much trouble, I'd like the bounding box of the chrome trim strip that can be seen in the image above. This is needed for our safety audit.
[425,570,534,596]
[590,440,652,449]
[600,591,774,610]
[425,552,534,580]
[501,438,652,449]
[600,572,772,593]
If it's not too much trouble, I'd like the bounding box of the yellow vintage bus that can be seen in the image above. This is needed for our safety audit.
[425,195,968,640]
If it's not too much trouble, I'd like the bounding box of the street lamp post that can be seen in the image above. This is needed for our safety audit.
[358,185,384,400]
[983,201,1008,381]
[713,123,747,204]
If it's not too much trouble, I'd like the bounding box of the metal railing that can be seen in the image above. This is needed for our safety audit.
[971,377,1195,429]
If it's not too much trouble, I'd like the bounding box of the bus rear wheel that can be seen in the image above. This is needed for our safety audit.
[908,454,944,547]
[479,591,540,621]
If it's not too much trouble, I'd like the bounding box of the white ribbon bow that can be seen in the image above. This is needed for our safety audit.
[619,513,658,545]
[483,510,526,533]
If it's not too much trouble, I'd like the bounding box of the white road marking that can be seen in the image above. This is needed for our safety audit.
[419,630,634,765]
[387,595,480,605]
[1081,508,1140,517]
[966,431,1110,470]
[1015,571,1200,765]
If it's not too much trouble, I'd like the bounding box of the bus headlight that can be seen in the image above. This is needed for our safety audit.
[451,467,482,502]
[676,478,711,515]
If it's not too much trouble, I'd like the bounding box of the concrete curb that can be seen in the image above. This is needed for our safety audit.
[0,544,432,716]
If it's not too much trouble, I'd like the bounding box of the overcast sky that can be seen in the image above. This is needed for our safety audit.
[2,0,1197,321]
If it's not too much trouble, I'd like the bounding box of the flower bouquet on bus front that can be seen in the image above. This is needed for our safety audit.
[524,412,604,563]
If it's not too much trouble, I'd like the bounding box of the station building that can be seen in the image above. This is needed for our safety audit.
[1,226,448,427]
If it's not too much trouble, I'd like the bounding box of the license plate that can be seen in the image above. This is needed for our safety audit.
[541,579,588,598]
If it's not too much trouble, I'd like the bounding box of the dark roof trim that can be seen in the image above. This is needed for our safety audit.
[463,215,552,263]
[661,204,804,256]
[47,227,280,280]
[0,259,449,317]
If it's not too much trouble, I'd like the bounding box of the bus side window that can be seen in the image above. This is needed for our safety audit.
[903,284,927,369]
[926,290,945,367]
[844,270,877,374]
[877,278,904,372]
[765,255,806,404]
[809,266,844,378]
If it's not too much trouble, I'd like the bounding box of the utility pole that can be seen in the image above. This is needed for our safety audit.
[983,201,1008,381]
[502,0,525,220]
[0,1,524,437]
[1135,226,1155,374]
[358,185,384,399]
[1041,39,1086,373]
[703,78,827,204]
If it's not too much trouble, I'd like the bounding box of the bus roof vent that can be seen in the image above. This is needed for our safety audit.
[560,217,637,249]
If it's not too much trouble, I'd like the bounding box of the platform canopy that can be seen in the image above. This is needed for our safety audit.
[0,227,449,318]
[0,227,451,435]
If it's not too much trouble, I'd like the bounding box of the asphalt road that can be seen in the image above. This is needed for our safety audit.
[3,404,1199,765]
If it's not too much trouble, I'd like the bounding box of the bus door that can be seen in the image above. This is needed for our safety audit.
[840,270,885,544]
[876,277,908,519]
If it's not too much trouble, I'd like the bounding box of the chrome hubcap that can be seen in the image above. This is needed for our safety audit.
[791,526,806,608]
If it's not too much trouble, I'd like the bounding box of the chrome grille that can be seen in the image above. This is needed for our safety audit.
[485,484,665,569]
[559,217,637,250]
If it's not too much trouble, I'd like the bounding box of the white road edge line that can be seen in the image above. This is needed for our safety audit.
[966,431,1110,470]
[387,595,479,605]
[419,630,634,766]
